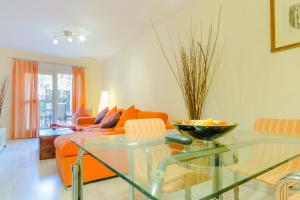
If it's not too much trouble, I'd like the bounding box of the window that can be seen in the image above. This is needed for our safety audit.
[38,64,73,129]
[38,74,53,129]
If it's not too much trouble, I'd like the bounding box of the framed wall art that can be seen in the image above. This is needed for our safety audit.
[271,0,300,52]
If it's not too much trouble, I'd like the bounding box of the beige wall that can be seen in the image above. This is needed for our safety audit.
[84,59,105,114]
[103,0,300,131]
[0,48,102,138]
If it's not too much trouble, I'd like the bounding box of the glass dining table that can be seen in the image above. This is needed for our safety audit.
[70,131,300,200]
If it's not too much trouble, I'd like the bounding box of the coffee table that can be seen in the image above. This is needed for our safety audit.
[39,128,75,160]
[70,132,300,200]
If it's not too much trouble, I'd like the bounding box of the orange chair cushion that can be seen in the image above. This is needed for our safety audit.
[137,111,168,122]
[115,105,138,128]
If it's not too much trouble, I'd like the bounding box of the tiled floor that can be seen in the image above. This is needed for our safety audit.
[0,139,274,200]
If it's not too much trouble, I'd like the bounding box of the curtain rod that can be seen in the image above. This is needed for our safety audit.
[8,57,87,68]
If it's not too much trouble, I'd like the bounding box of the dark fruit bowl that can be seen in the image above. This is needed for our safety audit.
[174,121,238,141]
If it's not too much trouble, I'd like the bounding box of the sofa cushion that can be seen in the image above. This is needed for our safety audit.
[54,131,113,157]
[76,117,96,126]
[77,124,99,131]
[115,105,138,128]
[50,124,77,131]
[93,107,109,124]
[81,127,115,133]
[166,123,175,129]
[114,127,125,134]
[137,111,168,122]
[100,111,122,128]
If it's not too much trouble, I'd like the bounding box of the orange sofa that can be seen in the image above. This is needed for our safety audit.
[54,109,174,187]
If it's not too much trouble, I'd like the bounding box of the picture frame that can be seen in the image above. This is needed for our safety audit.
[270,0,300,52]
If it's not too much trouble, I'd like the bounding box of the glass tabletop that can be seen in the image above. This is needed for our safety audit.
[71,131,300,200]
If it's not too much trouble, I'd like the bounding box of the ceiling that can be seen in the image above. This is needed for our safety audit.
[0,0,192,60]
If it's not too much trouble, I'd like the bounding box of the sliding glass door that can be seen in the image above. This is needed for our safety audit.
[38,73,72,129]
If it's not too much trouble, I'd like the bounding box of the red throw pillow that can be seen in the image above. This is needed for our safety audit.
[115,105,138,128]
[93,107,109,124]
[71,107,90,124]
[100,110,122,128]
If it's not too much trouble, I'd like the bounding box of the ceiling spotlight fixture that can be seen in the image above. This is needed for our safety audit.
[53,37,58,45]
[52,30,85,44]
[67,36,73,43]
[79,35,85,42]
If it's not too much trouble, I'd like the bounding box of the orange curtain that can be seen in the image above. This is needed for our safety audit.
[11,59,39,139]
[72,67,86,113]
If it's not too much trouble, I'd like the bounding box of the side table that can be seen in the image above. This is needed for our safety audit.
[39,128,75,160]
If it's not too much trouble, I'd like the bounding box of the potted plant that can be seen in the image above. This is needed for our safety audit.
[154,12,222,120]
[0,76,7,150]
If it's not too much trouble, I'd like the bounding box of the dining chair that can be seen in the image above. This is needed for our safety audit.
[228,118,300,199]
[275,172,300,200]
[124,118,211,198]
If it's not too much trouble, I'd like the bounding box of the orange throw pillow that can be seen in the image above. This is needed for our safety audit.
[99,106,117,127]
[71,106,90,124]
[115,105,138,128]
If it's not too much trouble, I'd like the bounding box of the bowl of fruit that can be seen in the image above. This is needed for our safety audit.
[174,119,238,141]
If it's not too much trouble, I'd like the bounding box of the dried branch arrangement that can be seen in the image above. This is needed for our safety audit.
[0,76,7,124]
[154,12,223,119]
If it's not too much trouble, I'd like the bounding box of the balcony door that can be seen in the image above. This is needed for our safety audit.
[38,73,72,129]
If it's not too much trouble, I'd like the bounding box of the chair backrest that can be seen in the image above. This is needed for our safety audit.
[124,118,211,193]
[230,119,300,183]
[253,118,300,136]
[124,118,166,141]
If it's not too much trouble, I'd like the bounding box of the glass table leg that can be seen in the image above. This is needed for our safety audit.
[233,141,239,200]
[128,148,135,200]
[214,153,223,200]
[234,188,239,200]
[72,149,84,200]
[72,164,79,200]
[208,141,223,200]
[185,188,192,200]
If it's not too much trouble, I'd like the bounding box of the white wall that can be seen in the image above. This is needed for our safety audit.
[0,48,103,138]
[103,0,300,131]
